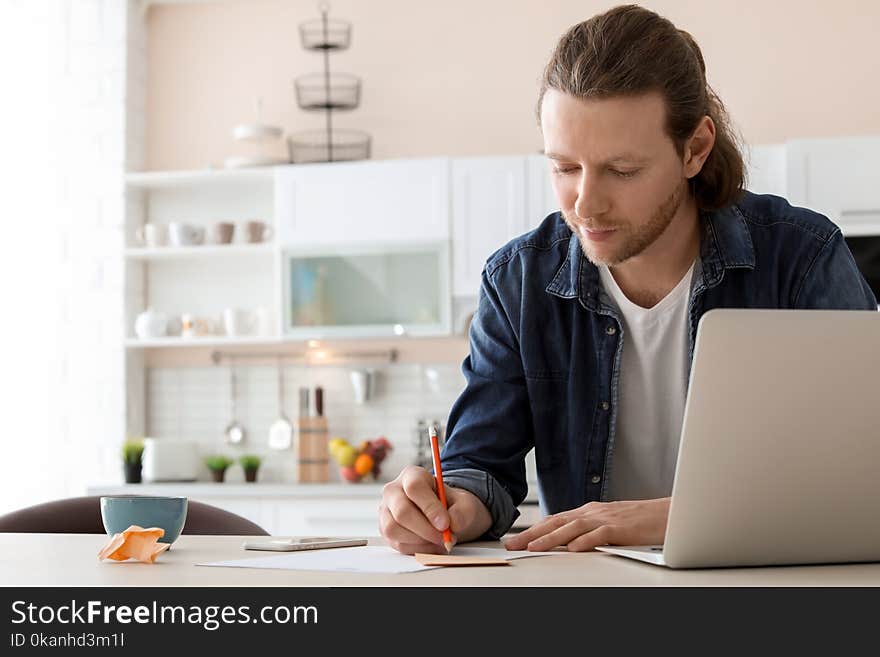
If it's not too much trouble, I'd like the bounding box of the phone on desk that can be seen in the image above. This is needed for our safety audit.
[242,537,368,552]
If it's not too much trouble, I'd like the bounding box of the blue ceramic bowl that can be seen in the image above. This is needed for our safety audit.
[100,496,188,545]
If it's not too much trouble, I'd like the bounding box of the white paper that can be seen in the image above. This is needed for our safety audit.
[197,546,543,574]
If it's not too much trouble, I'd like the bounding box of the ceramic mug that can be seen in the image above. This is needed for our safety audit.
[245,220,273,243]
[168,222,206,247]
[213,222,235,244]
[222,308,254,337]
[254,306,273,336]
[135,223,165,248]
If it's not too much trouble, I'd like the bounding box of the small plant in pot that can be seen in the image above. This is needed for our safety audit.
[204,455,233,483]
[122,439,144,484]
[239,455,262,483]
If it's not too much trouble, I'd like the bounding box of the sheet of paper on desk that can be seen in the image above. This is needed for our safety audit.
[197,546,543,574]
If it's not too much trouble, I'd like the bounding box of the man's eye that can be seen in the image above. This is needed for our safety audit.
[553,166,579,175]
[611,168,639,178]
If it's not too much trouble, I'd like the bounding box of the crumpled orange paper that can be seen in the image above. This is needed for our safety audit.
[98,525,170,564]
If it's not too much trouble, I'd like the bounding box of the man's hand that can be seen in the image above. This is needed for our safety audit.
[379,465,493,555]
[503,497,671,552]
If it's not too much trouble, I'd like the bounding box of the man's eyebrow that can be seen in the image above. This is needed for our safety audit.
[544,151,648,165]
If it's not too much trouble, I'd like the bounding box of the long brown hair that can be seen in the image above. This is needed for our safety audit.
[538,5,744,211]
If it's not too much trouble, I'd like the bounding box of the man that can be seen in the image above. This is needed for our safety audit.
[379,5,877,555]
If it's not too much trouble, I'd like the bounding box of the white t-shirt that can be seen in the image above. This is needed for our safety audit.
[598,261,695,501]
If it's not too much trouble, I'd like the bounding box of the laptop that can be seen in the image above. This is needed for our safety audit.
[596,308,880,568]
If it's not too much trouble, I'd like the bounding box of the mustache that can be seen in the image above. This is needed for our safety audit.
[562,211,620,232]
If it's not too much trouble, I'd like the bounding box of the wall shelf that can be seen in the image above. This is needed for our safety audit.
[125,244,274,260]
[125,167,275,189]
[126,336,284,348]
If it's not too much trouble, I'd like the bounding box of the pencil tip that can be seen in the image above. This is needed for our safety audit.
[444,541,454,553]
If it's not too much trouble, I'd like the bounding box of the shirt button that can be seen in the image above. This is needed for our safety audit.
[591,474,602,484]
[601,401,610,411]
[605,326,616,335]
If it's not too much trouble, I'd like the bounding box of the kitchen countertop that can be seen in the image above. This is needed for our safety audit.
[4,533,879,587]
[87,482,541,503]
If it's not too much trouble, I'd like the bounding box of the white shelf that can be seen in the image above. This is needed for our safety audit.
[125,166,276,189]
[125,244,275,260]
[126,336,283,348]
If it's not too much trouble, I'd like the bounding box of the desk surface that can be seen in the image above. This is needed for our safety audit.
[4,533,880,586]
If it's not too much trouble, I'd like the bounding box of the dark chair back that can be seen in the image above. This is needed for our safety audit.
[0,496,269,536]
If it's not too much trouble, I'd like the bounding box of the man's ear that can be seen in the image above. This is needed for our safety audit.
[684,116,716,179]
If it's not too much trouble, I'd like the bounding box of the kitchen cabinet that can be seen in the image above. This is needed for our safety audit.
[282,241,451,338]
[526,153,559,224]
[451,156,529,297]
[124,168,282,348]
[275,157,450,247]
[744,143,787,196]
[785,136,880,235]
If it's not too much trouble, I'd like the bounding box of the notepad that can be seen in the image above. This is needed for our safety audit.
[197,546,542,574]
[413,553,510,567]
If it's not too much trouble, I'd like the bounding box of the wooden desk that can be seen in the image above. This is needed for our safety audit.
[3,533,880,586]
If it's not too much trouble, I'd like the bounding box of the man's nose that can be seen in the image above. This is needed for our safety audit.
[574,172,609,219]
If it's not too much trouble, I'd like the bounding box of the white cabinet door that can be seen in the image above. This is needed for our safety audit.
[451,156,528,297]
[745,143,787,196]
[526,153,559,225]
[786,136,880,235]
[274,499,380,537]
[275,158,450,246]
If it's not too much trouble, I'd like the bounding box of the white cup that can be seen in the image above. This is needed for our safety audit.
[135,223,165,248]
[168,222,206,247]
[223,308,253,337]
[254,306,273,336]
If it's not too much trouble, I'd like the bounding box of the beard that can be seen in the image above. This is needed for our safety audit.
[563,180,685,267]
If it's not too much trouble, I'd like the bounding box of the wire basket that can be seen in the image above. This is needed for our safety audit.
[299,17,351,50]
[294,72,361,110]
[287,129,371,163]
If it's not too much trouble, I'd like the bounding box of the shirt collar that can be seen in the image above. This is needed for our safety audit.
[545,202,756,309]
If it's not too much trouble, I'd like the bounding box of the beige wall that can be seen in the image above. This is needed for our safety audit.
[146,0,880,171]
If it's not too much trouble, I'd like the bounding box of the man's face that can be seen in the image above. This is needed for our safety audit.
[540,90,689,267]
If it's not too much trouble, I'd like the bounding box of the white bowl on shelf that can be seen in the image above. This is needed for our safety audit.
[223,155,288,169]
[232,122,283,142]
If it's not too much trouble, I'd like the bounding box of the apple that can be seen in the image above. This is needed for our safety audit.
[340,466,361,483]
[335,444,358,467]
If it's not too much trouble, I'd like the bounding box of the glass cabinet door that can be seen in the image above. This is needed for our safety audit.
[283,244,450,337]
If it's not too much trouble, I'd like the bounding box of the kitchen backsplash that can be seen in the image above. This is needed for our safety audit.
[147,362,467,484]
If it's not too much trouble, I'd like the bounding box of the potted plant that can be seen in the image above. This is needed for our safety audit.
[204,455,233,483]
[122,439,144,483]
[239,455,262,483]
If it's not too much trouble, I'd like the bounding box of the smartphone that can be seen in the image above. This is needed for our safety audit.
[242,537,368,552]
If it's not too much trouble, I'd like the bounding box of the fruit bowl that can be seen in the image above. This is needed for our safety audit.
[329,437,393,483]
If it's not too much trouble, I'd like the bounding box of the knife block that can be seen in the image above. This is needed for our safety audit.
[296,415,329,483]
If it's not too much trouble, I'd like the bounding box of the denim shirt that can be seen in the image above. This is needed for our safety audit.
[440,191,877,539]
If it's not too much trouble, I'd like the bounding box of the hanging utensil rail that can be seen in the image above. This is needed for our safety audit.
[210,348,399,366]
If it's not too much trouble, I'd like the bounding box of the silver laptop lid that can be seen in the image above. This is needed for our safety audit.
[663,309,880,568]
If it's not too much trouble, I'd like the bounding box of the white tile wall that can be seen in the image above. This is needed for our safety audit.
[146,363,468,484]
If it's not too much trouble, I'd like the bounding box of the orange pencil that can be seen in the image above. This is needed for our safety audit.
[429,425,454,553]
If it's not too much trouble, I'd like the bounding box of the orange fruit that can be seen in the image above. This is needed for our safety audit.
[354,453,374,476]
